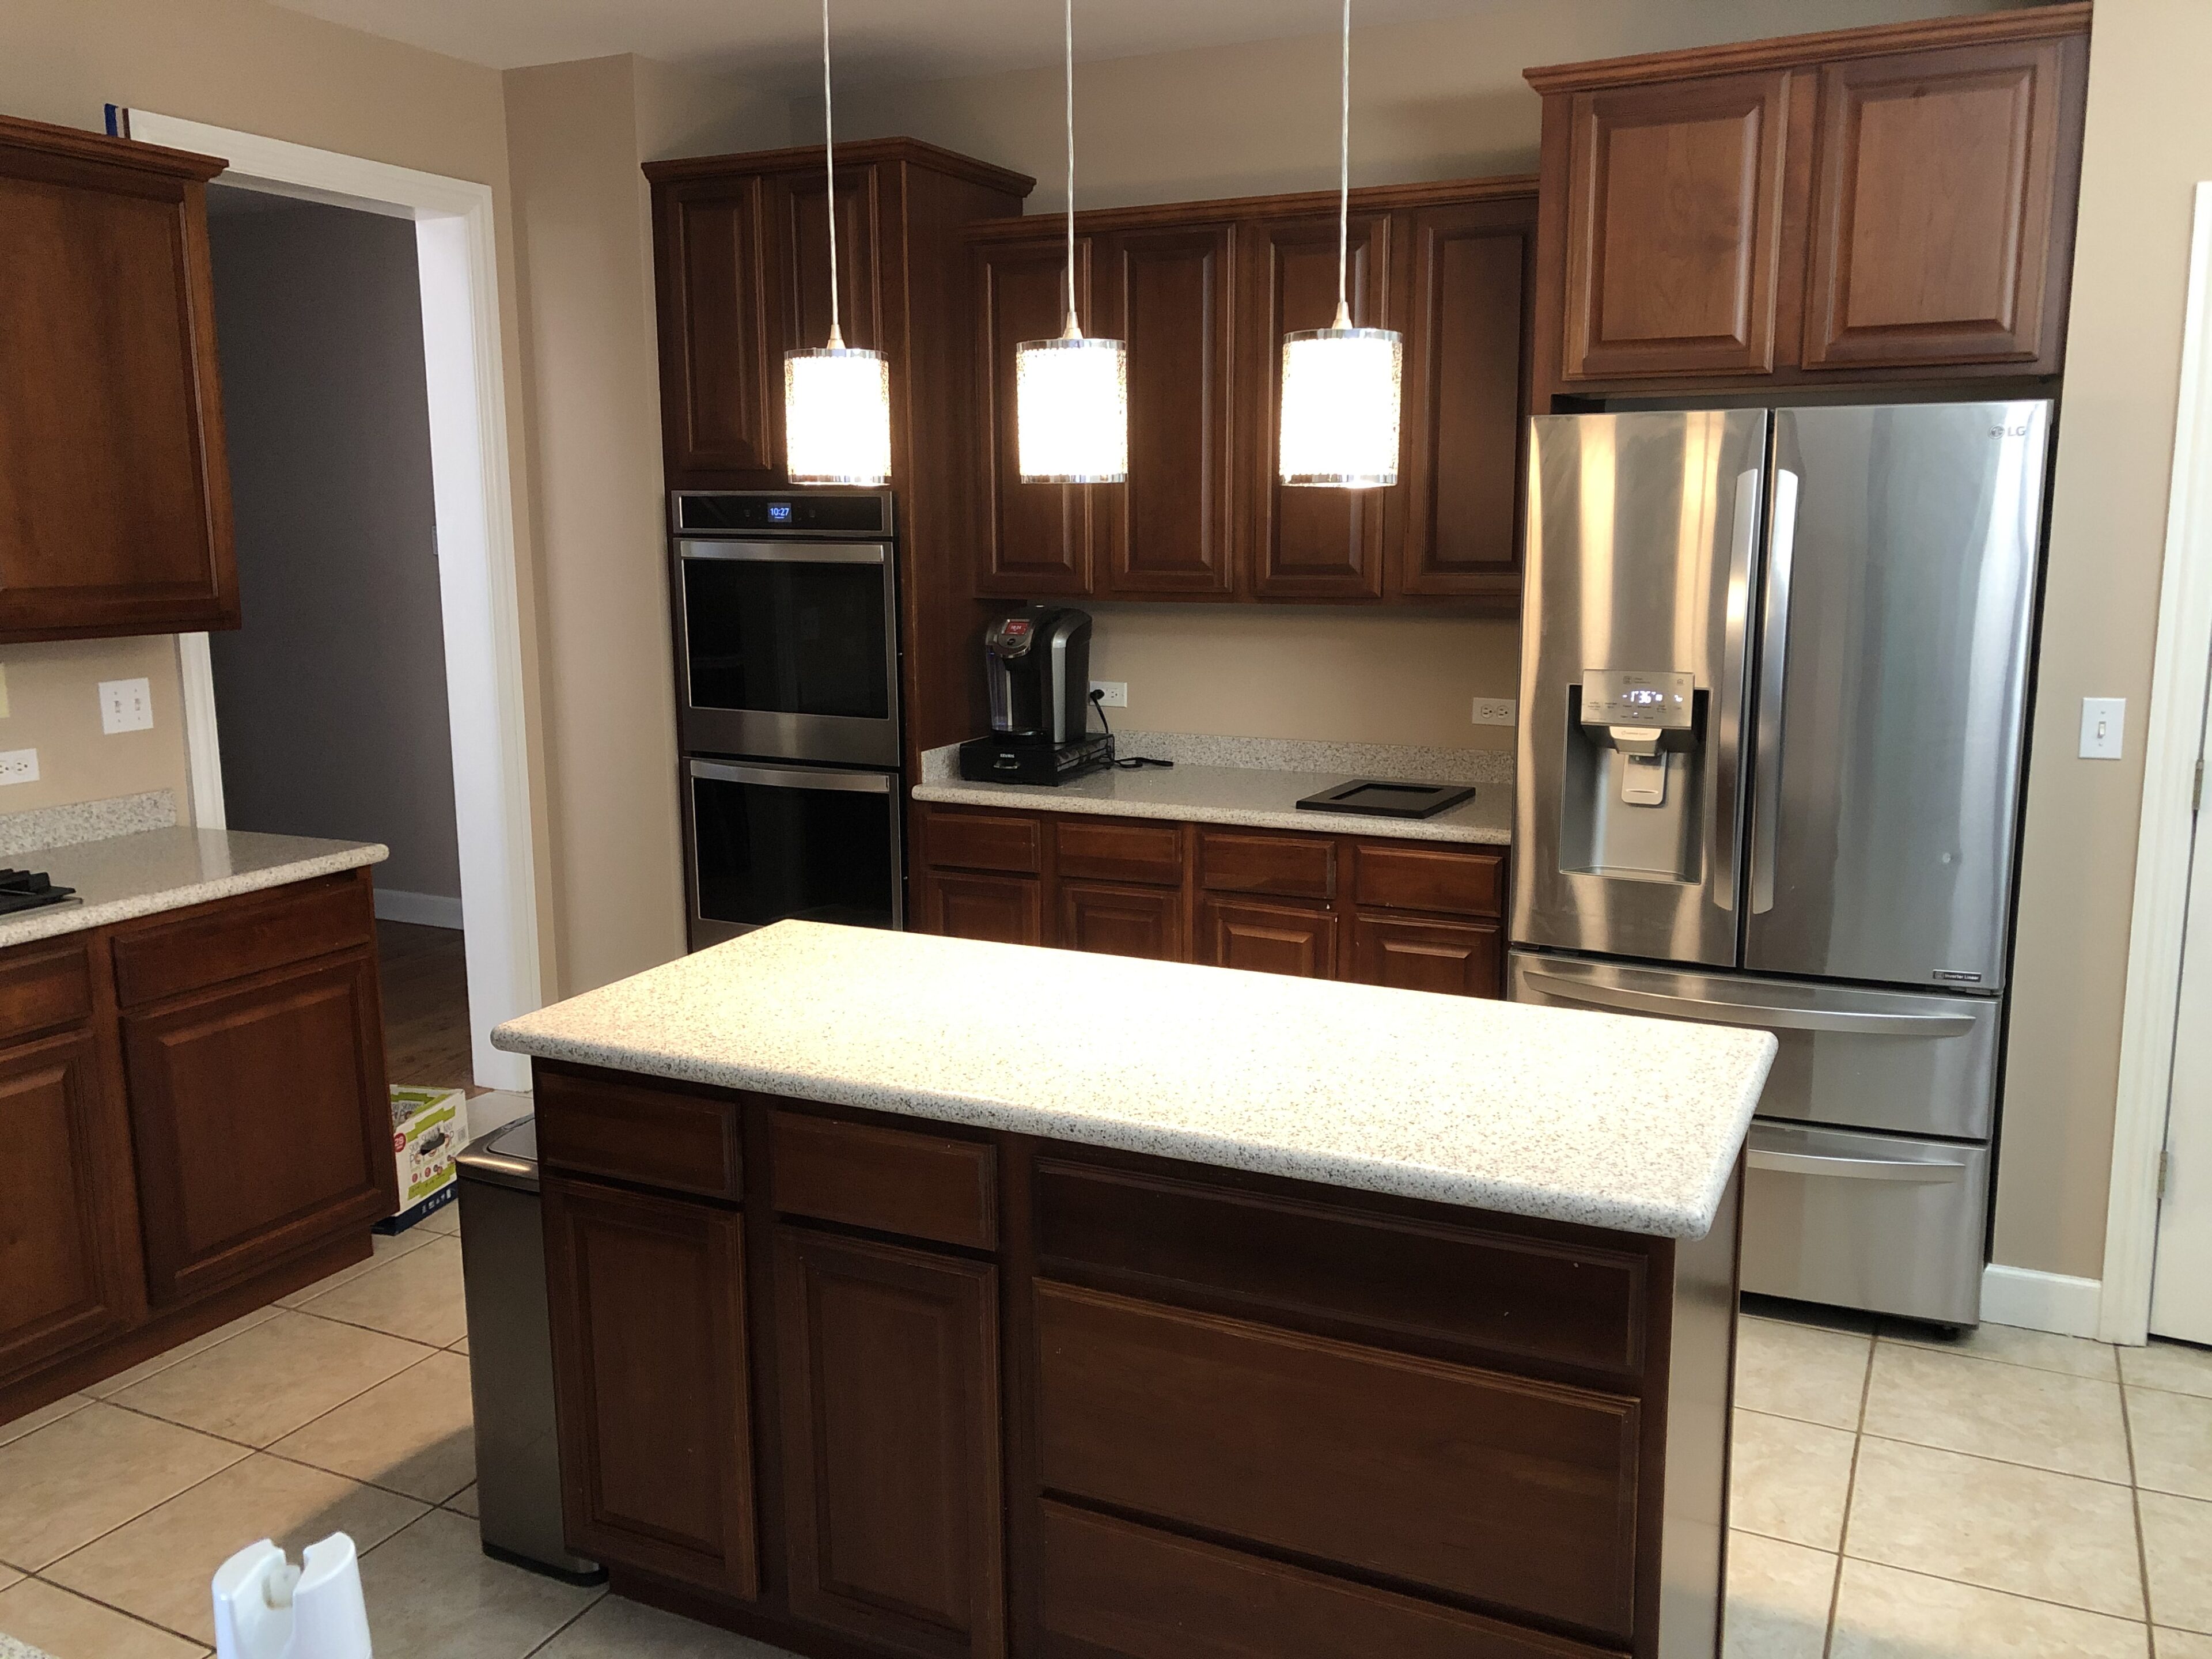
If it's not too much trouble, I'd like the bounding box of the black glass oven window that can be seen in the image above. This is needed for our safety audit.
[692,772,897,931]
[683,559,891,719]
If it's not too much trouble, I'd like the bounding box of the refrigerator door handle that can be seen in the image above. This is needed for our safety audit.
[1711,468,1763,915]
[1751,467,1800,915]
[1519,968,1978,1036]
[1748,1148,1967,1184]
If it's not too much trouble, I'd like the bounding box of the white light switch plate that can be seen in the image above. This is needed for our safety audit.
[1472,698,1517,728]
[2080,696,2126,760]
[0,748,38,786]
[1089,681,1128,709]
[99,677,154,735]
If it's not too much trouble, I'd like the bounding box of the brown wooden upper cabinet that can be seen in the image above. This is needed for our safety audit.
[965,177,1536,610]
[1528,4,2089,398]
[0,115,238,644]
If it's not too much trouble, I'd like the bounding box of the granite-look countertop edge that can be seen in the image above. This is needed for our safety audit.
[910,778,1512,845]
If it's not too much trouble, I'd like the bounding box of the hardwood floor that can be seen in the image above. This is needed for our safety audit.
[377,919,478,1096]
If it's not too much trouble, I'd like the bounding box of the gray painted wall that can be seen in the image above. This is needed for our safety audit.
[207,191,462,907]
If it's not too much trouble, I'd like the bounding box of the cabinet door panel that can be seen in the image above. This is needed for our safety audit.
[1393,199,1533,596]
[975,237,1093,596]
[776,1229,1003,1659]
[543,1177,757,1598]
[1349,915,1502,999]
[1242,213,1392,601]
[0,1029,143,1384]
[1198,898,1336,981]
[1058,880,1183,962]
[122,955,393,1306]
[1096,224,1237,597]
[656,176,778,482]
[1560,73,1791,381]
[922,870,1043,947]
[1803,41,2071,369]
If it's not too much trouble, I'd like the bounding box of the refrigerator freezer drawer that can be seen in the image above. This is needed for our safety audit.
[1742,1122,1989,1327]
[1508,952,2000,1141]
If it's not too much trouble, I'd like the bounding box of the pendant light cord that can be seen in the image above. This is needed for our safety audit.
[1335,0,1351,325]
[823,0,842,347]
[1063,0,1080,338]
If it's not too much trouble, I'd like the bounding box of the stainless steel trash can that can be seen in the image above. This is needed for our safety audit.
[455,1117,603,1583]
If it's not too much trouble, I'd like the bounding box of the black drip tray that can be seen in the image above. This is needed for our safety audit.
[1295,779,1477,820]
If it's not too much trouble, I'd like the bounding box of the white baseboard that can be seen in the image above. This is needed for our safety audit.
[1981,1264,2104,1338]
[374,888,465,930]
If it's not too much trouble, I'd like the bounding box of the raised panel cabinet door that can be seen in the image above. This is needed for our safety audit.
[974,235,1094,596]
[1802,38,2080,370]
[1093,224,1238,598]
[768,161,887,473]
[0,119,236,642]
[775,1229,1004,1659]
[1058,880,1184,963]
[1392,198,1535,597]
[1349,915,1503,999]
[120,954,395,1306]
[543,1176,757,1598]
[1198,898,1337,981]
[0,1028,145,1385]
[1240,211,1393,601]
[655,173,779,483]
[1559,73,1792,381]
[921,870,1043,947]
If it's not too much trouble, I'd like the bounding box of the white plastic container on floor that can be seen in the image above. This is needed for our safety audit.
[211,1533,372,1659]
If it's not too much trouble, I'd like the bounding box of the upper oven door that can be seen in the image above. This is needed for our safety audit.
[675,539,901,766]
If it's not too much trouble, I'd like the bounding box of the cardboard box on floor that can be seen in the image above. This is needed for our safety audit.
[374,1085,465,1234]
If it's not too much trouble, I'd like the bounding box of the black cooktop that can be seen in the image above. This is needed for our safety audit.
[1295,779,1478,820]
[0,868,78,916]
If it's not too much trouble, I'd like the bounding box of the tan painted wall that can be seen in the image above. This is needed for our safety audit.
[0,641,190,814]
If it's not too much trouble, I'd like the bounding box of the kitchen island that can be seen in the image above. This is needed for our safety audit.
[493,921,1775,1659]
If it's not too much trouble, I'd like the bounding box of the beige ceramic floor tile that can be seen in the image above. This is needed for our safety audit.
[467,1090,533,1141]
[418,1203,460,1235]
[46,1450,426,1645]
[1846,1437,2145,1619]
[0,1561,19,1591]
[444,1482,479,1518]
[1831,1558,2150,1658]
[356,1508,602,1657]
[275,1228,437,1309]
[2132,1387,2212,1502]
[1882,1319,2120,1380]
[296,1236,467,1347]
[533,1591,799,1656]
[271,1350,475,1503]
[0,1578,207,1659]
[1730,1409,1857,1551]
[111,1310,434,1447]
[2127,1342,2212,1401]
[1862,1343,2132,1482]
[1724,1532,1834,1659]
[2160,1630,2212,1658]
[1737,1315,1872,1430]
[0,1402,248,1570]
[450,1333,470,1356]
[0,1391,92,1448]
[2141,1490,2212,1634]
[82,1306,285,1400]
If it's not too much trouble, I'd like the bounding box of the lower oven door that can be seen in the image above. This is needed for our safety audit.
[684,759,903,949]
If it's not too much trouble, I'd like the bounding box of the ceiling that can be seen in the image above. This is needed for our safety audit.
[267,0,1489,84]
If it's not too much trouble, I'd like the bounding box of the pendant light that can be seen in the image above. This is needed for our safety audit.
[1014,0,1128,483]
[785,0,892,486]
[1278,0,1402,488]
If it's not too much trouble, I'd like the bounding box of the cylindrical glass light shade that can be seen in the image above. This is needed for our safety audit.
[1015,333,1128,484]
[1279,324,1404,488]
[785,343,892,486]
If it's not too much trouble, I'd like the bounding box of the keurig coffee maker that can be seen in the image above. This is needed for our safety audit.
[959,607,1115,784]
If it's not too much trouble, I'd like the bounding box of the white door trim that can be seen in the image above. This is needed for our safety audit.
[2099,180,2212,1345]
[125,109,540,1093]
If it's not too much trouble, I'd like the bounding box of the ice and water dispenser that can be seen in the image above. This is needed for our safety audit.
[1558,668,1707,884]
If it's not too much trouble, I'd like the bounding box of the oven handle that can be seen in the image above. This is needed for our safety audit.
[677,539,888,565]
[687,759,893,795]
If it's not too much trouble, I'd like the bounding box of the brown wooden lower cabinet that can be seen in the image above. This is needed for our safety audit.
[1350,914,1505,999]
[1058,880,1183,961]
[920,869,1043,947]
[1197,896,1336,979]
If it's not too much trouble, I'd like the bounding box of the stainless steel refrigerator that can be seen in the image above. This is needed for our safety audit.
[1509,403,2051,1328]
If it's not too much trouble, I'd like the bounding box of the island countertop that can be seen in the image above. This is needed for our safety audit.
[493,921,1775,1238]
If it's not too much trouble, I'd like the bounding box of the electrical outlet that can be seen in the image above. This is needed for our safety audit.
[99,677,153,735]
[1472,697,1517,728]
[1090,681,1128,709]
[0,748,38,786]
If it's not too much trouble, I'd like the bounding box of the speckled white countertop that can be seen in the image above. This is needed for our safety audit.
[493,922,1774,1239]
[0,828,388,950]
[0,1635,53,1659]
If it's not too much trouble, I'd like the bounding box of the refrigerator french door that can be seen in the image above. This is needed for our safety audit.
[1510,403,2051,1326]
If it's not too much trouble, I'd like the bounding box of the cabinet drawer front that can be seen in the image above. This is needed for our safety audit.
[1197,831,1334,899]
[1035,1283,1639,1638]
[537,1068,743,1201]
[924,810,1041,875]
[1054,817,1184,887]
[1041,1503,1612,1659]
[1035,1161,1646,1380]
[1353,843,1505,917]
[0,939,93,1044]
[111,874,374,1007]
[1351,915,1503,999]
[771,1109,997,1249]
